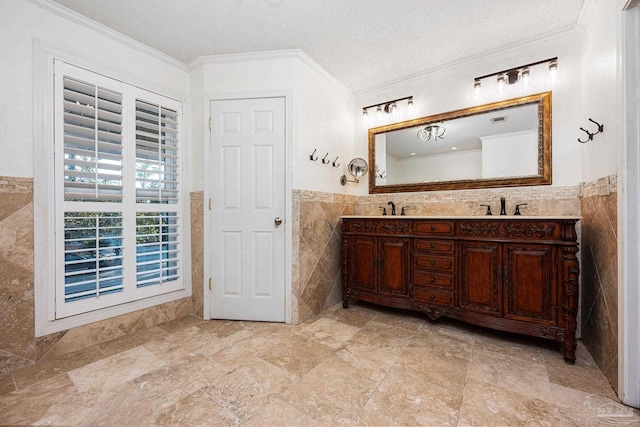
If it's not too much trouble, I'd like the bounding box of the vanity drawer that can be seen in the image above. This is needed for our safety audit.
[414,221,454,236]
[413,270,454,289]
[413,286,454,307]
[414,239,454,254]
[414,254,455,272]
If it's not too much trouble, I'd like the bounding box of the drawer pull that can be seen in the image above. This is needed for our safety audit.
[431,260,436,266]
[430,243,435,248]
[430,226,436,231]
[430,294,435,300]
[430,277,435,283]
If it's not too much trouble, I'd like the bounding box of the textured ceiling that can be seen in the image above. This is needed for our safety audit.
[50,0,585,93]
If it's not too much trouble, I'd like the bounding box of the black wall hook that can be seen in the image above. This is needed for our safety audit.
[578,118,604,143]
[589,118,604,133]
[322,153,330,164]
[310,149,318,161]
[578,127,594,143]
[332,157,340,167]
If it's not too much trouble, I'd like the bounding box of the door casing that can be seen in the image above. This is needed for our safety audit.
[203,91,293,323]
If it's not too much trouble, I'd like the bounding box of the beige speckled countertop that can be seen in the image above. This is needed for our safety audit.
[341,215,582,220]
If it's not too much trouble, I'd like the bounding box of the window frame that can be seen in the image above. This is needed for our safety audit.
[34,48,191,337]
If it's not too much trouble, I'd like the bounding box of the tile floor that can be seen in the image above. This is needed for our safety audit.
[1,302,639,426]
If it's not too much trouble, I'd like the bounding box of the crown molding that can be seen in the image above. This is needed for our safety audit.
[24,0,187,71]
[189,49,352,96]
[355,27,579,96]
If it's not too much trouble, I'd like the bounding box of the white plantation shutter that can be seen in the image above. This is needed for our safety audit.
[54,61,184,319]
[62,77,124,202]
[135,100,179,203]
[136,212,180,288]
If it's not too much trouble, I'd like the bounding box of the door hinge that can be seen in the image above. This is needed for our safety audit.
[208,199,212,210]
[209,277,212,291]
[208,117,212,131]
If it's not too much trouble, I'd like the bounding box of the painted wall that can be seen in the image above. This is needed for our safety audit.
[481,131,538,178]
[576,0,621,394]
[578,0,619,182]
[0,0,193,382]
[0,0,189,179]
[353,30,584,195]
[387,150,483,184]
[188,51,355,194]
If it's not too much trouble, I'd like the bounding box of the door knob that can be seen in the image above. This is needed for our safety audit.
[274,217,283,226]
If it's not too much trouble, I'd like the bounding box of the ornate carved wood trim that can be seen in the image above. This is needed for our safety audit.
[458,222,501,237]
[503,222,556,238]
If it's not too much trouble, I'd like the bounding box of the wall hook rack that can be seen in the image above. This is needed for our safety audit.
[322,153,330,164]
[332,157,340,167]
[578,118,604,143]
[309,149,318,161]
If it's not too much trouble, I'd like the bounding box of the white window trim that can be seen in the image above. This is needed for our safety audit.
[34,42,192,337]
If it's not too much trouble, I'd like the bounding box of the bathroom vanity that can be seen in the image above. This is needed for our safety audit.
[341,215,580,362]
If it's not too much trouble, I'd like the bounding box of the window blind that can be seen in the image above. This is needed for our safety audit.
[62,77,123,202]
[135,100,179,203]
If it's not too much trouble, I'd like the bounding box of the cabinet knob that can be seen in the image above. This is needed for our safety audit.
[430,226,435,231]
[430,243,435,248]
[430,277,435,283]
[430,294,435,300]
[430,260,436,266]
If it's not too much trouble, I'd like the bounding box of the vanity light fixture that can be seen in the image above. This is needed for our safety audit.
[417,123,446,142]
[473,57,558,90]
[362,96,413,118]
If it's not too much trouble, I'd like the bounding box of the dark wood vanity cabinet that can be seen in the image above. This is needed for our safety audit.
[342,217,580,362]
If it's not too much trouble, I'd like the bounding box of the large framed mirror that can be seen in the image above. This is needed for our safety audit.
[369,92,551,193]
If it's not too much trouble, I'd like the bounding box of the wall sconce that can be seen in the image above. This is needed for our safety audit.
[473,57,558,90]
[363,96,413,118]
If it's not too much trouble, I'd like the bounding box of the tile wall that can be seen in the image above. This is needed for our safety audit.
[292,190,355,323]
[355,186,581,217]
[0,176,198,382]
[580,175,618,393]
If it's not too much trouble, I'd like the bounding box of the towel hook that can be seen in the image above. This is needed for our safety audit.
[578,127,594,144]
[332,157,340,167]
[309,149,318,161]
[322,153,330,164]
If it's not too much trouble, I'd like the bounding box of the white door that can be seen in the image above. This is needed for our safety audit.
[210,97,286,322]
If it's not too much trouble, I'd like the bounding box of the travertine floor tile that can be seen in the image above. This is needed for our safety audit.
[295,317,361,349]
[458,378,566,426]
[0,374,80,425]
[36,381,157,426]
[245,397,322,426]
[0,373,15,396]
[154,388,230,426]
[1,306,628,427]
[156,314,205,334]
[12,345,106,390]
[359,365,462,426]
[466,347,553,403]
[133,353,230,409]
[97,325,170,356]
[259,333,335,376]
[282,362,379,425]
[68,346,165,394]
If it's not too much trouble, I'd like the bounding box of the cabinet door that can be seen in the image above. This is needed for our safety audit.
[350,236,377,293]
[504,244,556,325]
[459,241,502,316]
[379,237,411,298]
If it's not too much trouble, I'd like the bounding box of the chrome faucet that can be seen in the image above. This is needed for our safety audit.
[387,201,396,216]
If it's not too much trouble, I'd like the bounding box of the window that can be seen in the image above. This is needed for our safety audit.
[53,61,183,319]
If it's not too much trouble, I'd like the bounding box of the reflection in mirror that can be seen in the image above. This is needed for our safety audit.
[369,92,551,193]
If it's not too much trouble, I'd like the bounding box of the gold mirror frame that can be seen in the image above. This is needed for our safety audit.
[368,92,552,194]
